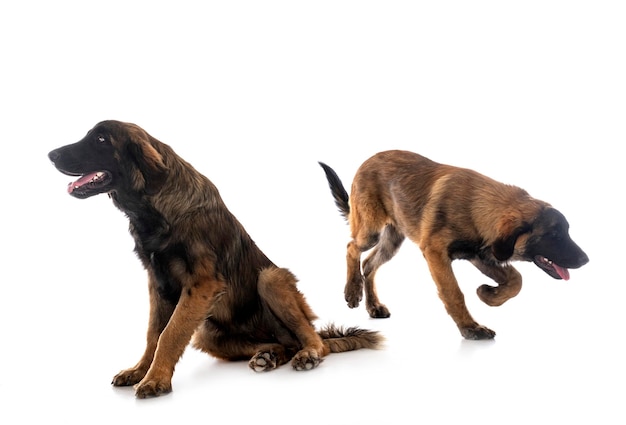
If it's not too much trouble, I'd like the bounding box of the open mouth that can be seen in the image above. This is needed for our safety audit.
[534,255,570,280]
[65,171,113,198]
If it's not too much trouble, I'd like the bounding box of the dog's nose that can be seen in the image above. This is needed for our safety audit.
[579,251,590,266]
[48,150,60,163]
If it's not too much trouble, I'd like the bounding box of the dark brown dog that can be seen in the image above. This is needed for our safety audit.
[48,120,382,398]
[319,150,588,340]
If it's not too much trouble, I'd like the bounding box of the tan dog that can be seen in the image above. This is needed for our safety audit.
[48,120,383,398]
[319,150,588,339]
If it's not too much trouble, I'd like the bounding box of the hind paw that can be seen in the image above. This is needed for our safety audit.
[344,280,363,308]
[291,349,323,371]
[249,351,278,372]
[346,298,361,309]
[367,303,390,318]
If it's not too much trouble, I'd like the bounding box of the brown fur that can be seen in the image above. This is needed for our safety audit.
[48,120,383,398]
[320,150,588,339]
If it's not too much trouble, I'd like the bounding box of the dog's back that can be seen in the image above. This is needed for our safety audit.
[322,150,539,245]
[352,151,444,231]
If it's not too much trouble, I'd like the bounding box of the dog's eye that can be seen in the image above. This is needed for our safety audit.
[97,136,106,143]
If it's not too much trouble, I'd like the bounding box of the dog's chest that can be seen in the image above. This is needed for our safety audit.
[127,215,186,301]
[136,238,192,304]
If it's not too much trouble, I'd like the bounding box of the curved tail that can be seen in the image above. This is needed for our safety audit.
[318,324,384,353]
[318,162,350,221]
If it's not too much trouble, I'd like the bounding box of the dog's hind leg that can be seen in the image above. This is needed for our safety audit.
[345,214,387,311]
[471,259,523,306]
[361,224,405,318]
[192,323,296,372]
[345,238,367,308]
[257,267,329,371]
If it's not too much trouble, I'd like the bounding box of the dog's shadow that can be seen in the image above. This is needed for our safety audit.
[457,338,497,358]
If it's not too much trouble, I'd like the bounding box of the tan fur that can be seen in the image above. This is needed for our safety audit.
[320,150,588,339]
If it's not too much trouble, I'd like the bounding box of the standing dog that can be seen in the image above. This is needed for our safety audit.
[48,120,382,398]
[319,150,588,340]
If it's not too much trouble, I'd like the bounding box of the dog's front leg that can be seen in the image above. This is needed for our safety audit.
[134,278,222,398]
[112,273,175,387]
[422,246,496,340]
[470,259,522,306]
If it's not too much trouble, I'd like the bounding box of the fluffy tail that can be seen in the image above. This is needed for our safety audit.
[318,324,384,353]
[318,162,350,221]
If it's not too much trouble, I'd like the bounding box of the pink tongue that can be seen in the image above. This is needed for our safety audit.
[553,264,570,281]
[67,172,100,194]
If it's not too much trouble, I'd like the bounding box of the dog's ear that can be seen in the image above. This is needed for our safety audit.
[492,213,531,261]
[124,126,167,194]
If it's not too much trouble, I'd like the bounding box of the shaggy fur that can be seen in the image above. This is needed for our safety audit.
[319,150,589,339]
[48,120,382,398]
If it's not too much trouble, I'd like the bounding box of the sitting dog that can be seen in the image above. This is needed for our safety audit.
[319,150,589,340]
[48,120,382,398]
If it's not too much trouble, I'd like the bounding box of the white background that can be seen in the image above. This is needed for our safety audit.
[1,1,624,424]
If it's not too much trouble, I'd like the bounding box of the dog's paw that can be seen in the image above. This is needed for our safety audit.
[346,295,362,309]
[344,280,363,308]
[460,325,496,340]
[477,284,512,307]
[367,303,391,318]
[346,299,360,309]
[134,377,172,399]
[291,349,323,371]
[112,367,147,387]
[249,351,279,372]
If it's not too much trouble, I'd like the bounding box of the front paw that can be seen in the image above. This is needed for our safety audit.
[134,377,172,398]
[112,367,147,387]
[460,325,496,340]
[477,284,507,306]
[477,276,521,307]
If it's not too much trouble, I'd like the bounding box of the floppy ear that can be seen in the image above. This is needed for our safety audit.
[492,214,531,261]
[124,126,168,194]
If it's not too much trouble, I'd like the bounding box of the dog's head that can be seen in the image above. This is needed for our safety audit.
[48,120,167,199]
[493,206,589,280]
